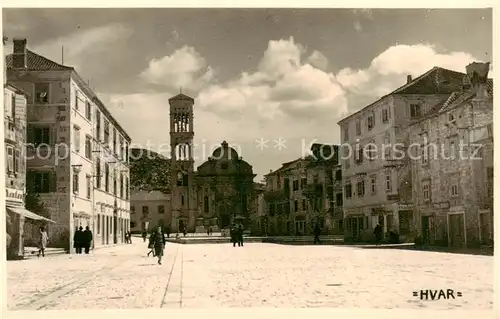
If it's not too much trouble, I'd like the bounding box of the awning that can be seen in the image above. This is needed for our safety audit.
[6,206,56,223]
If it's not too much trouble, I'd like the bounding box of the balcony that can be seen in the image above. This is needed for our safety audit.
[303,183,323,197]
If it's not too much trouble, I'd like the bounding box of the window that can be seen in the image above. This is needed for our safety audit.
[96,158,101,189]
[423,182,430,201]
[300,177,307,188]
[367,115,374,130]
[119,136,124,160]
[302,199,307,210]
[11,95,16,119]
[142,206,149,216]
[422,144,429,165]
[357,180,365,197]
[343,126,349,141]
[74,90,79,110]
[356,119,361,135]
[95,110,101,141]
[410,103,421,118]
[158,205,165,214]
[31,126,50,146]
[86,175,91,199]
[120,174,124,198]
[30,171,52,193]
[448,112,456,124]
[385,174,392,192]
[14,149,20,174]
[382,108,389,123]
[73,170,79,194]
[371,176,377,195]
[35,83,49,103]
[104,120,110,144]
[85,135,92,159]
[384,133,391,158]
[294,200,298,212]
[356,147,364,165]
[105,163,110,192]
[85,101,92,120]
[97,214,101,234]
[125,177,129,200]
[204,196,209,213]
[293,180,299,191]
[6,146,14,173]
[181,195,185,206]
[451,184,459,197]
[336,193,343,206]
[73,125,81,152]
[113,128,117,154]
[366,144,375,161]
[125,144,129,163]
[345,183,352,199]
[131,206,135,214]
[113,173,117,196]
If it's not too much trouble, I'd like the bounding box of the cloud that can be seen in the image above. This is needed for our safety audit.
[140,45,214,92]
[307,50,328,70]
[336,43,480,100]
[30,24,132,74]
[99,40,480,179]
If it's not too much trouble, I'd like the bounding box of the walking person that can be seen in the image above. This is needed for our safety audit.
[74,226,83,254]
[37,226,48,257]
[373,223,383,245]
[230,224,237,247]
[83,226,93,254]
[166,225,171,238]
[142,230,147,243]
[150,226,166,265]
[128,231,133,244]
[313,223,321,244]
[147,232,155,257]
[237,224,244,247]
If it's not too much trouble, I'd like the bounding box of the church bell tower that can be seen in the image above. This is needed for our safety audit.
[169,93,196,232]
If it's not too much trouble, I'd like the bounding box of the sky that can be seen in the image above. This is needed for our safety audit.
[2,8,493,181]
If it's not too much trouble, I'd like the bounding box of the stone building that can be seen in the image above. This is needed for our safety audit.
[130,190,171,233]
[6,38,131,252]
[338,66,466,243]
[409,62,493,248]
[262,144,339,236]
[168,93,257,232]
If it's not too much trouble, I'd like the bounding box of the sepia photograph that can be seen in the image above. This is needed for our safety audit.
[1,5,495,317]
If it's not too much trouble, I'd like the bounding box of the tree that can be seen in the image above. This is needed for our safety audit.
[129,148,171,193]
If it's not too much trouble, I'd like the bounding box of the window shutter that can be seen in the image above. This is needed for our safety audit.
[27,124,35,144]
[50,170,57,192]
[26,171,35,192]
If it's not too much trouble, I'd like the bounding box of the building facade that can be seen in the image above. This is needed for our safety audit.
[4,83,28,258]
[409,62,493,248]
[6,38,131,252]
[338,67,466,243]
[130,190,172,233]
[262,144,339,236]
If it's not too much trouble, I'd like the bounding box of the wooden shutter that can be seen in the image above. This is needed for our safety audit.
[50,170,57,192]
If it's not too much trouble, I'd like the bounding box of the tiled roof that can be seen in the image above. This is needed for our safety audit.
[338,66,467,124]
[6,50,73,70]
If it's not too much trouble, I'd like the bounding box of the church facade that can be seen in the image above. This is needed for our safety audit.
[168,93,257,232]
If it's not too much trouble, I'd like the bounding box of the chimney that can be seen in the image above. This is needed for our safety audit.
[12,37,27,69]
[466,62,490,99]
[407,75,412,84]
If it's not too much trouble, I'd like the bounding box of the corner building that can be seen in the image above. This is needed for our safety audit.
[338,67,465,243]
[6,38,131,252]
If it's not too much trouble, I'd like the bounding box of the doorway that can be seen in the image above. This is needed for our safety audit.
[448,213,465,248]
[421,216,431,245]
[295,221,305,235]
[479,211,492,245]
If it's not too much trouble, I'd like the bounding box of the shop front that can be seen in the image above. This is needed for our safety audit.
[5,187,56,259]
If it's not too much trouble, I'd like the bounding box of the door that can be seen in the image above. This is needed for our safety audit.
[352,218,359,239]
[421,216,430,245]
[480,212,492,245]
[448,213,465,248]
[179,220,185,232]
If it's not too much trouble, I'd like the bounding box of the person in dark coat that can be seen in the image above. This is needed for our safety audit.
[183,226,187,237]
[237,224,244,247]
[142,231,148,242]
[166,225,171,238]
[373,223,383,244]
[313,224,321,244]
[230,224,237,247]
[150,226,166,265]
[128,231,133,243]
[74,226,83,254]
[83,226,93,254]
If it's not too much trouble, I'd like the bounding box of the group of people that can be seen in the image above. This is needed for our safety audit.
[230,223,244,247]
[73,226,93,254]
[124,231,133,244]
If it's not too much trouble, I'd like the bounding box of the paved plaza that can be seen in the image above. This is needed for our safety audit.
[6,241,493,310]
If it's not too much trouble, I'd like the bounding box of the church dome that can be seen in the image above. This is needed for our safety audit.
[211,141,240,160]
